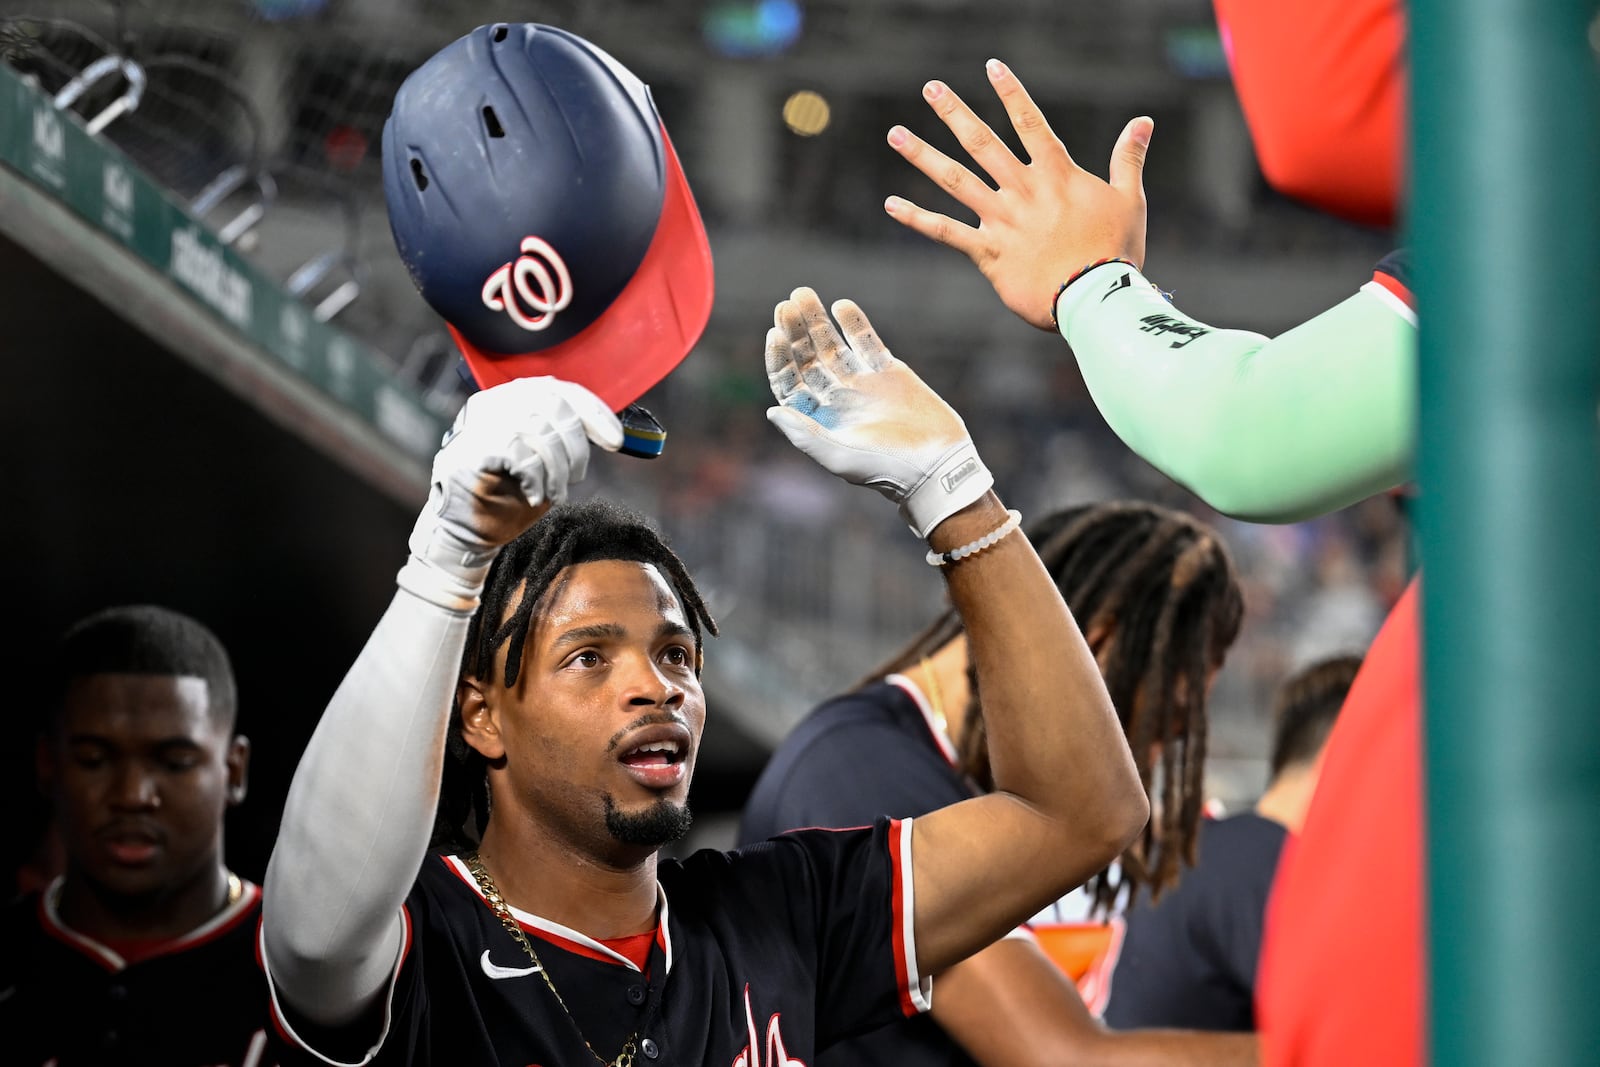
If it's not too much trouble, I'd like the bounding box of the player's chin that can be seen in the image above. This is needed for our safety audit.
[86,857,171,899]
[603,795,694,848]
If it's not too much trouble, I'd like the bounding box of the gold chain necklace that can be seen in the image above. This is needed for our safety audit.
[464,853,639,1067]
[920,656,951,742]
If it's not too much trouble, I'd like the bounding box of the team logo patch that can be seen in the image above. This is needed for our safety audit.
[731,984,803,1067]
[482,236,573,332]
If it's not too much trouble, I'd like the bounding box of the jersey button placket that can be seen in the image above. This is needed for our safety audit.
[640,1036,659,1059]
[626,984,647,1006]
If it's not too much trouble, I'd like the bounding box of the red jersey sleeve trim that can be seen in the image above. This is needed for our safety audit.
[1362,273,1418,326]
[887,817,933,1015]
[1371,269,1415,307]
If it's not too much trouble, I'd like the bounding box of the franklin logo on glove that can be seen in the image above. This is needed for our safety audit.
[941,457,982,495]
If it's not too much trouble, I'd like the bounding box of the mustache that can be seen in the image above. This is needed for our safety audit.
[605,712,691,753]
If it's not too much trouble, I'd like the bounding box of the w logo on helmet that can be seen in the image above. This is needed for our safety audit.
[481,236,574,332]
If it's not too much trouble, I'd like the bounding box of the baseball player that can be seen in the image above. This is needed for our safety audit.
[260,277,1148,1063]
[880,53,1423,1067]
[1,605,271,1067]
[258,25,1148,1065]
[739,500,1259,1067]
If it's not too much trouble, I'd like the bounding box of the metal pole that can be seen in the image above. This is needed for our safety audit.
[1410,3,1600,1064]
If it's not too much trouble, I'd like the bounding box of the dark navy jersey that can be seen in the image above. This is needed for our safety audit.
[739,678,984,1067]
[1,877,275,1067]
[739,677,977,842]
[1101,812,1288,1032]
[268,816,927,1066]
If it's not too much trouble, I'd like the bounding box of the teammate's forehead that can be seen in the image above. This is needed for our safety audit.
[59,673,216,738]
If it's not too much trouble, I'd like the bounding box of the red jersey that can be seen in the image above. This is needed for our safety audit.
[1212,0,1407,228]
[1257,577,1423,1066]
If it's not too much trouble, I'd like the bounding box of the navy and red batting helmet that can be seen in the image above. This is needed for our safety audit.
[381,23,713,414]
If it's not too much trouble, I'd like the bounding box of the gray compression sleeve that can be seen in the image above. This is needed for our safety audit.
[261,588,470,1028]
[1054,262,1417,523]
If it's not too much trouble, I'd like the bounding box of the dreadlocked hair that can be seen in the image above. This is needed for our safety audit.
[860,500,1243,916]
[430,498,718,854]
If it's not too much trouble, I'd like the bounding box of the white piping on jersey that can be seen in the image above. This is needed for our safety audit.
[39,873,261,972]
[886,673,959,768]
[444,854,674,974]
[895,817,934,1014]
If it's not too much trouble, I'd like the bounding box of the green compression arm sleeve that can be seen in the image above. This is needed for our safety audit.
[1054,262,1417,523]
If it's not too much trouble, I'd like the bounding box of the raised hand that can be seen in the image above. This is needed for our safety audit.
[884,59,1152,331]
[398,376,624,611]
[765,287,993,538]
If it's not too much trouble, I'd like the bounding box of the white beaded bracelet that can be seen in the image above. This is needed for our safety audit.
[926,509,1023,567]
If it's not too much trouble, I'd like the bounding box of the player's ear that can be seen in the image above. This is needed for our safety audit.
[225,735,251,806]
[458,677,506,760]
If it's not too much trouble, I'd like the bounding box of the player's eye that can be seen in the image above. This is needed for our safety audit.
[68,744,110,769]
[661,645,692,667]
[569,650,603,669]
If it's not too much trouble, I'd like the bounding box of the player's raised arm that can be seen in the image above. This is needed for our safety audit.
[260,377,622,1025]
[764,288,1148,974]
[885,60,1416,523]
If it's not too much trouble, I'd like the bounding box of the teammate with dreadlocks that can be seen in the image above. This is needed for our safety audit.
[1102,653,1362,1032]
[263,27,1139,1065]
[739,500,1255,1067]
[260,278,1151,1066]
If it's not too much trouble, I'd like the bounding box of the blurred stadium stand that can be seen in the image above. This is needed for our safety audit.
[0,0,1404,872]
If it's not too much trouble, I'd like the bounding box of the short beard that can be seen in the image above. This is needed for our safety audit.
[604,796,693,847]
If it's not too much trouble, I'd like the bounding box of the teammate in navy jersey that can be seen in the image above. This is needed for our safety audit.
[260,278,1149,1067]
[741,500,1259,1067]
[1,604,273,1067]
[1103,654,1361,1031]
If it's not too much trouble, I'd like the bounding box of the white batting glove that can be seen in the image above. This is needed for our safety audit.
[397,376,624,612]
[765,287,993,539]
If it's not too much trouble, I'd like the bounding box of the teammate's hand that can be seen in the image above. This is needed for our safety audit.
[884,59,1152,332]
[765,287,993,538]
[398,376,624,611]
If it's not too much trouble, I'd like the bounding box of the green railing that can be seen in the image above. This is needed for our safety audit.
[0,59,448,464]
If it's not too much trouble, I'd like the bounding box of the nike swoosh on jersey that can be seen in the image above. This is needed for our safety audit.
[480,950,543,980]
